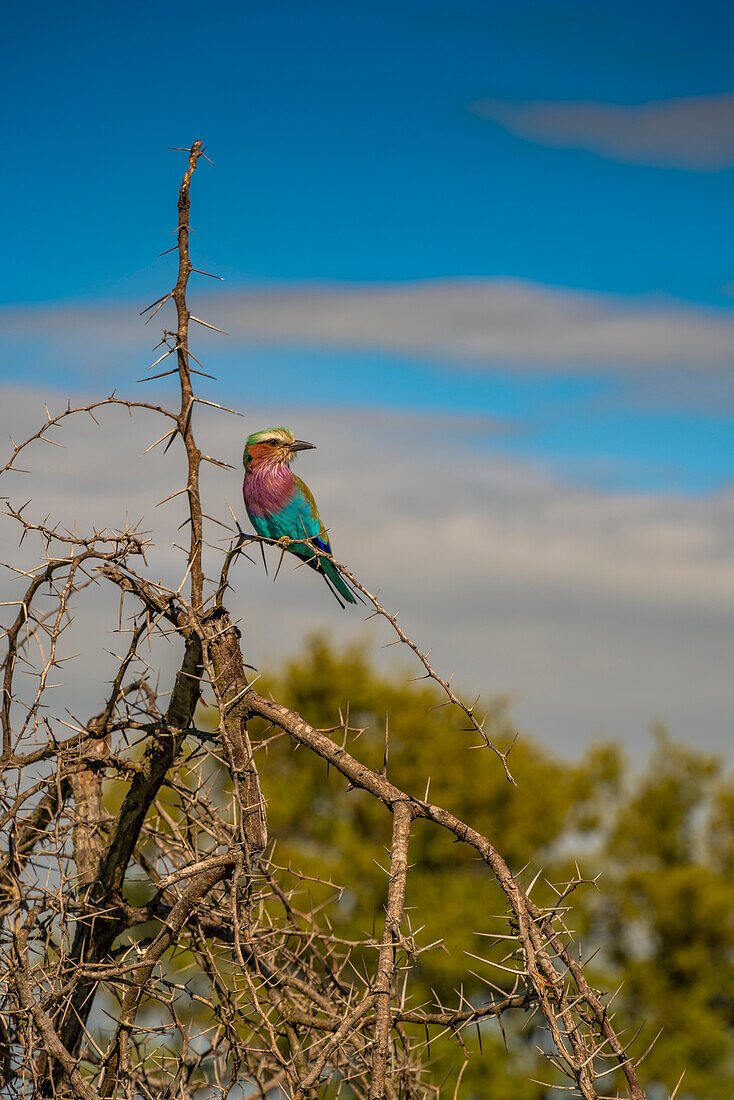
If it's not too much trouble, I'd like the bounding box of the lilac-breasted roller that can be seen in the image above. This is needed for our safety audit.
[242,427,357,607]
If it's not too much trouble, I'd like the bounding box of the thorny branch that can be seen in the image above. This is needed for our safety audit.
[172,139,206,613]
[0,141,651,1099]
[225,532,517,782]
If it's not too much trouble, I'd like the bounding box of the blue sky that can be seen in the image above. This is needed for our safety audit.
[5,0,734,494]
[6,0,734,300]
[3,1,734,750]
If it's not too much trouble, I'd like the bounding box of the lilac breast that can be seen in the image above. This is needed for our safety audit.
[244,460,296,518]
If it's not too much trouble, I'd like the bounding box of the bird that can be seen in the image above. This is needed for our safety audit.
[242,427,357,607]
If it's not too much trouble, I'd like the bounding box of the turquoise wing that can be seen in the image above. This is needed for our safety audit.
[285,476,331,553]
[250,476,356,605]
[290,477,356,604]
[250,477,327,551]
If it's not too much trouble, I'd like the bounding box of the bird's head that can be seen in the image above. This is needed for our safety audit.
[243,427,316,469]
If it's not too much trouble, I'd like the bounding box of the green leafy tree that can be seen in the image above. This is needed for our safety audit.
[240,637,733,1099]
[588,730,734,1100]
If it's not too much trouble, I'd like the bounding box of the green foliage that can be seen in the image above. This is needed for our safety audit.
[161,637,732,1097]
[243,638,734,1099]
[589,730,734,1100]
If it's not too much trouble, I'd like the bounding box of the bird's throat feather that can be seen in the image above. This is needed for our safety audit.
[244,458,297,518]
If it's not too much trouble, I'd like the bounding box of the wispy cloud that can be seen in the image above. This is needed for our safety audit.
[1,386,732,755]
[5,279,734,371]
[471,92,734,170]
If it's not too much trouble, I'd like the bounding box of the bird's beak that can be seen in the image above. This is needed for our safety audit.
[290,440,316,452]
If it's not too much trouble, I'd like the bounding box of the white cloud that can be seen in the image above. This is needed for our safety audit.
[471,93,734,170]
[212,281,734,367]
[1,386,732,758]
[5,279,734,372]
